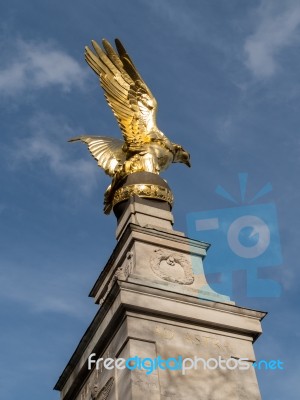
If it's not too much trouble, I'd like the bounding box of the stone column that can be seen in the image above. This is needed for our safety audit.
[54,198,265,400]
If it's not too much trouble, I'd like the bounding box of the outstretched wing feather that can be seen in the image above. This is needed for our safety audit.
[68,136,125,176]
[114,39,142,81]
[85,39,159,149]
[115,39,157,102]
[102,40,132,84]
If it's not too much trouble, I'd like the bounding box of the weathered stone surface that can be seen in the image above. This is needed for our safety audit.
[55,201,265,400]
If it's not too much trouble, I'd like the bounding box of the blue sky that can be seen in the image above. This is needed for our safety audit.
[1,0,299,399]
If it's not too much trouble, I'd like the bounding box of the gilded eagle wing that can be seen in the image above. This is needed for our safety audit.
[85,38,159,151]
[68,136,125,177]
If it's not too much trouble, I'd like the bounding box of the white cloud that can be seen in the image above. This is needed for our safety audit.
[0,38,87,95]
[0,263,93,317]
[244,0,300,78]
[10,112,99,195]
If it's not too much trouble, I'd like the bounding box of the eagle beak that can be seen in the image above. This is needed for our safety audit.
[186,160,191,168]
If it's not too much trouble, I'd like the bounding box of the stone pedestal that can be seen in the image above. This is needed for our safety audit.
[55,198,266,400]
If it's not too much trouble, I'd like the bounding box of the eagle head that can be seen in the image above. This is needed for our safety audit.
[173,144,191,167]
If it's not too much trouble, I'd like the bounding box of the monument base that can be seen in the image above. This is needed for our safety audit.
[55,199,265,400]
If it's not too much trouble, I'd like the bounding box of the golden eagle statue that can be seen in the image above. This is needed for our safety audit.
[69,38,190,214]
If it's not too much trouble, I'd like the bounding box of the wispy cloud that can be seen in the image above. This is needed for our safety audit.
[0,37,87,96]
[244,0,300,78]
[9,112,99,195]
[0,262,93,317]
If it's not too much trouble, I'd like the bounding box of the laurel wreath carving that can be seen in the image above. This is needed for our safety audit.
[150,249,194,285]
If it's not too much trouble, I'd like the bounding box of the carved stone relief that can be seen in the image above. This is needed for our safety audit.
[115,251,134,280]
[184,332,231,355]
[90,377,114,400]
[150,249,194,285]
[100,251,135,305]
[79,376,114,400]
